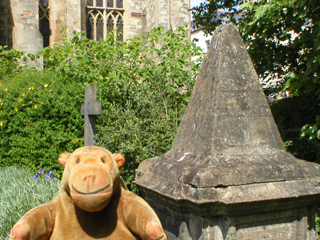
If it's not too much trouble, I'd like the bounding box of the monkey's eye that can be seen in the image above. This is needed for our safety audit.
[76,158,80,164]
[101,158,105,163]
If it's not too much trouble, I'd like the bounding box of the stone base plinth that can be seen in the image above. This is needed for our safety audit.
[138,186,318,240]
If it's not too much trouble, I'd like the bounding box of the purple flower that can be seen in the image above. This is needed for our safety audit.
[33,169,57,182]
[32,172,39,181]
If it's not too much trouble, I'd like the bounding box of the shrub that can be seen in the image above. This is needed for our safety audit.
[0,25,201,189]
[0,46,25,80]
[95,27,201,189]
[0,167,60,239]
[34,25,202,189]
[0,70,84,174]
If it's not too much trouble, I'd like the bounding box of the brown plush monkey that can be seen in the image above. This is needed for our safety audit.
[10,146,166,240]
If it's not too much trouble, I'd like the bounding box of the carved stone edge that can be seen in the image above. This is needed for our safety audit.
[136,179,320,217]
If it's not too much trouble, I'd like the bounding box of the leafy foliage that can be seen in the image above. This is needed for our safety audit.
[0,46,25,79]
[0,70,84,174]
[0,167,60,239]
[0,25,201,189]
[38,26,200,189]
[191,0,242,34]
[193,0,320,84]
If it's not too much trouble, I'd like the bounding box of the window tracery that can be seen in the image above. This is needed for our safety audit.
[39,0,50,47]
[86,0,124,41]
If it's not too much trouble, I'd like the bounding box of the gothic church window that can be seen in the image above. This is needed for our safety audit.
[39,0,51,47]
[86,0,124,41]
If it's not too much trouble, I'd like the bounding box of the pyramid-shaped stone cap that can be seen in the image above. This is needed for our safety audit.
[135,24,320,206]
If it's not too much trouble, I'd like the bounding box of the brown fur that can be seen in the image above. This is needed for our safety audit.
[10,146,166,240]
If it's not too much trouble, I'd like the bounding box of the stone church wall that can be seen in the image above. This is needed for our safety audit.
[144,0,158,32]
[2,0,190,53]
[124,0,145,39]
[10,0,43,54]
[50,0,82,45]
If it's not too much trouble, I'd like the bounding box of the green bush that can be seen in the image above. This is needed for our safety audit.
[34,25,201,189]
[37,25,201,85]
[94,27,201,189]
[0,70,84,174]
[0,26,201,189]
[0,46,25,80]
[0,167,60,239]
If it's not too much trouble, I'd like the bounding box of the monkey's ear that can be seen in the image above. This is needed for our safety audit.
[58,152,72,168]
[112,153,126,169]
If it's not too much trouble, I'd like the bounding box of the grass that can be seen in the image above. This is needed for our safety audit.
[0,167,60,239]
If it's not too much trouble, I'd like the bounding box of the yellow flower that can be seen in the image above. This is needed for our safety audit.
[5,88,8,91]
[72,140,77,144]
[14,107,18,111]
[44,84,48,88]
[22,93,26,96]
[34,104,38,109]
[28,86,34,90]
[0,121,3,127]
[18,98,22,102]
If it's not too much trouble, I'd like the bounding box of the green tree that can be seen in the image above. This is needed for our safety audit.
[192,0,320,162]
[192,0,242,34]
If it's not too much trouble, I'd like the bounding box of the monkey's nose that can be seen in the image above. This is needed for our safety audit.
[84,175,96,182]
[84,175,96,191]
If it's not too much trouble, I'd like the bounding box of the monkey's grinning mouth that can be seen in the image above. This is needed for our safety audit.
[72,184,110,195]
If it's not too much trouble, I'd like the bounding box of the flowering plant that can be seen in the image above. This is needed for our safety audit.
[32,170,57,182]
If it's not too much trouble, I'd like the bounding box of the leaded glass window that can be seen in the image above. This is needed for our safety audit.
[116,0,123,9]
[107,0,113,8]
[39,0,51,47]
[86,0,124,41]
[96,0,103,7]
[116,18,123,41]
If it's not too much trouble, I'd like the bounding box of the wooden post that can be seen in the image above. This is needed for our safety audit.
[81,85,102,146]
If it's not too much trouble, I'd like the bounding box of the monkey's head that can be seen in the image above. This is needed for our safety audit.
[58,146,125,212]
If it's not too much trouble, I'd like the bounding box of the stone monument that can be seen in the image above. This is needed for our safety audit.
[135,23,320,239]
